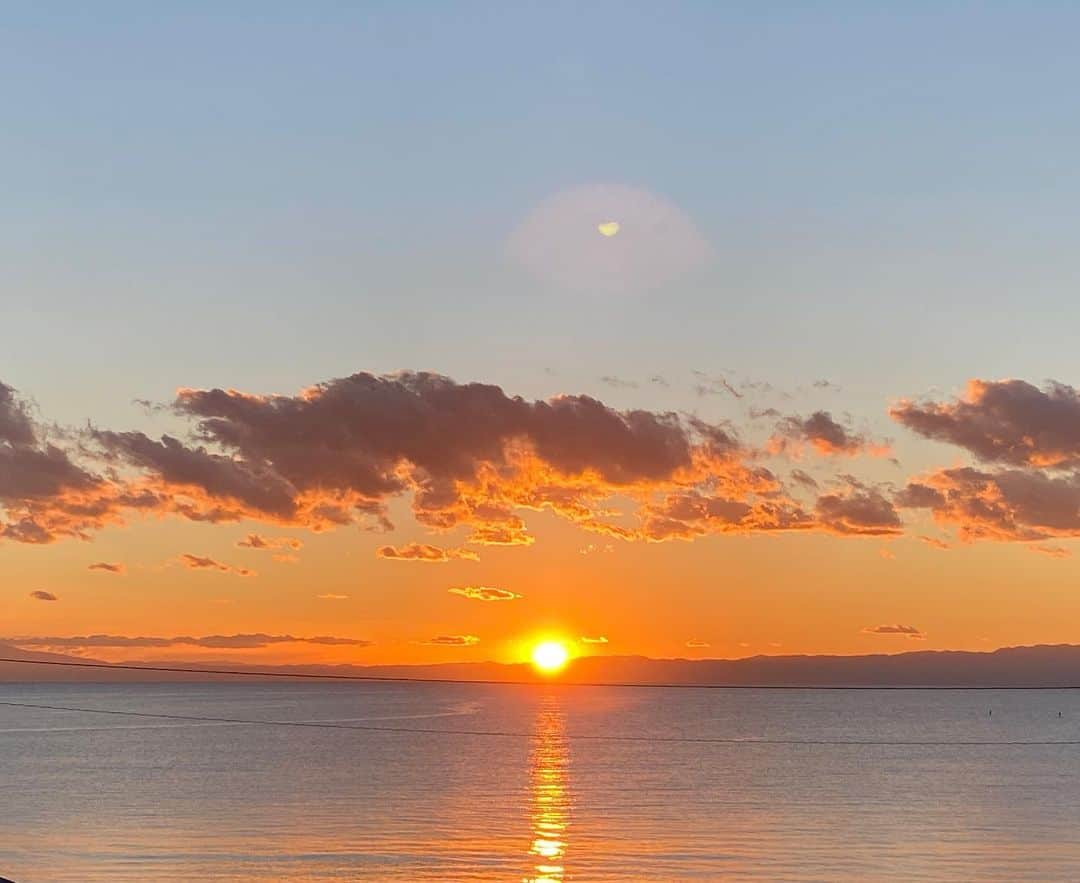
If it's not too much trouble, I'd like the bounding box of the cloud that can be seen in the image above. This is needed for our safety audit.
[917,535,951,551]
[0,382,114,544]
[177,553,255,577]
[600,376,638,390]
[685,639,710,648]
[316,593,349,600]
[447,586,522,602]
[88,561,126,574]
[29,590,57,601]
[693,371,743,399]
[862,624,924,639]
[891,379,1080,469]
[770,411,890,458]
[236,533,302,552]
[1,371,921,551]
[897,466,1080,542]
[814,480,903,536]
[789,468,819,490]
[580,635,608,644]
[8,633,371,649]
[1030,544,1071,559]
[376,542,479,562]
[422,634,479,646]
[879,546,896,560]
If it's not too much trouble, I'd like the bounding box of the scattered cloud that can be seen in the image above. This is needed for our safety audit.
[789,468,819,490]
[316,593,350,600]
[448,586,522,602]
[29,590,57,601]
[236,533,302,552]
[917,535,951,551]
[600,376,638,390]
[580,635,608,644]
[814,479,903,536]
[685,639,710,648]
[176,553,255,577]
[879,546,896,560]
[88,561,126,574]
[770,411,891,458]
[8,633,371,649]
[862,624,925,639]
[376,542,479,562]
[421,634,479,646]
[1030,544,1071,559]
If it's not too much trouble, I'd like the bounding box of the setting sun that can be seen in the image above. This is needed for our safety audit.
[531,641,570,674]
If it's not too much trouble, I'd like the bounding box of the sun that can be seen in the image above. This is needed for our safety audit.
[531,640,569,674]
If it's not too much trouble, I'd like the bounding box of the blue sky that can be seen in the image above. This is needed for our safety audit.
[4,1,1080,442]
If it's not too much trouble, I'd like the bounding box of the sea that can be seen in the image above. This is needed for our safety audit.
[3,682,1080,881]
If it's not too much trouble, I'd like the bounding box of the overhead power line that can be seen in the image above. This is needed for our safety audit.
[1,699,1077,746]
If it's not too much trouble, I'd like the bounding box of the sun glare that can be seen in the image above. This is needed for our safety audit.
[531,641,570,674]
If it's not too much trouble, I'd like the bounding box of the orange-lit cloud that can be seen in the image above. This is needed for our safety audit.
[236,533,302,551]
[892,379,1080,469]
[580,635,608,644]
[769,411,892,459]
[88,561,126,574]
[376,542,479,562]
[0,371,927,552]
[29,590,58,601]
[685,639,710,648]
[898,467,1080,542]
[176,553,255,577]
[422,634,479,646]
[448,586,522,601]
[7,633,371,650]
[862,624,924,639]
[1030,544,1071,559]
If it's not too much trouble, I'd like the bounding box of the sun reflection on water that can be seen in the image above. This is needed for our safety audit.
[525,692,570,883]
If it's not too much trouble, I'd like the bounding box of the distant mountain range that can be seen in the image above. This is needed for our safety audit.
[6,642,1080,687]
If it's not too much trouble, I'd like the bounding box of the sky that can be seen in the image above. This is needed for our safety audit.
[5,2,1080,667]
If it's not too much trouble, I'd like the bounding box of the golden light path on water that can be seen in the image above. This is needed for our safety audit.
[525,693,571,883]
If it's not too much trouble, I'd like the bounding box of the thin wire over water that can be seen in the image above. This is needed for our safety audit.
[3,699,1079,746]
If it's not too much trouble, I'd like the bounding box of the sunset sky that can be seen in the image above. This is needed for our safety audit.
[6,4,1080,666]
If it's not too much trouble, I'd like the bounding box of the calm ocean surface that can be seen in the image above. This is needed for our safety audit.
[3,682,1080,881]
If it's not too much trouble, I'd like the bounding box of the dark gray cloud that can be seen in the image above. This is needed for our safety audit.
[814,481,903,536]
[898,466,1080,542]
[771,411,888,458]
[892,379,1080,468]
